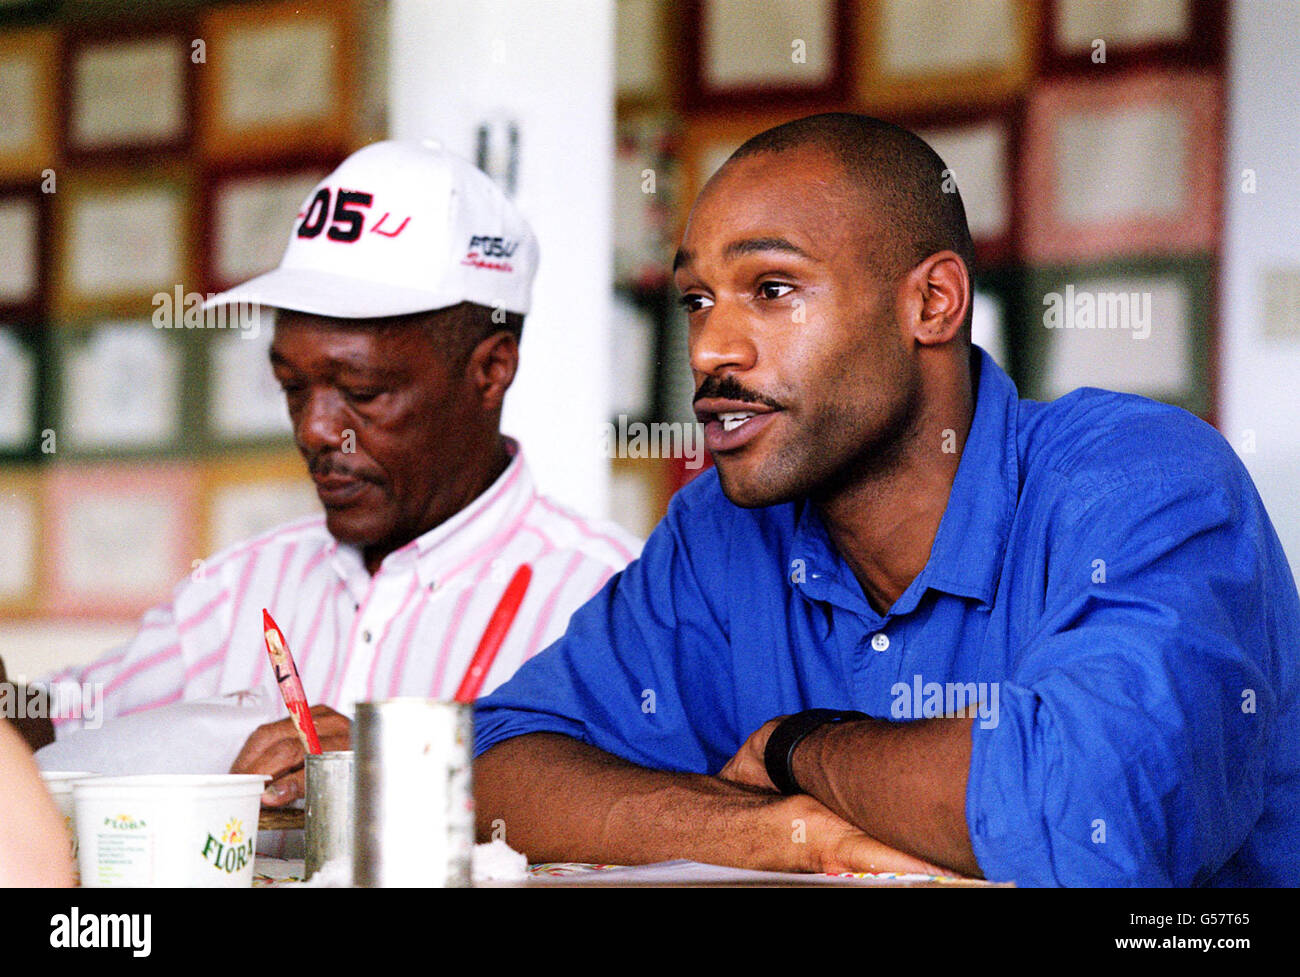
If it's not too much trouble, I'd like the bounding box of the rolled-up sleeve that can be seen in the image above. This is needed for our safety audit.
[968,471,1279,885]
[474,488,735,773]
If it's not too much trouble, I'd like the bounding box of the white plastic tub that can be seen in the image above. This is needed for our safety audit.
[73,774,269,887]
[40,771,100,883]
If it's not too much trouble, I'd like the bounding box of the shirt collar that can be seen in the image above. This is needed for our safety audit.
[331,437,536,595]
[790,346,1020,616]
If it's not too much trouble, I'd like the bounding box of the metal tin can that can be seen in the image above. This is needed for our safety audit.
[304,750,354,882]
[353,700,473,887]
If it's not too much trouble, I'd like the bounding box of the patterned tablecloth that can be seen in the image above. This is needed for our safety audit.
[252,856,991,887]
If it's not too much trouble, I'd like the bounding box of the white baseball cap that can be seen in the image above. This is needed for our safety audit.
[205,139,539,318]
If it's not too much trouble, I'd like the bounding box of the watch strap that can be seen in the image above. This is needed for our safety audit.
[763,708,868,795]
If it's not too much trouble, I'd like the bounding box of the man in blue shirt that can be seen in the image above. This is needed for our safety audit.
[473,114,1300,885]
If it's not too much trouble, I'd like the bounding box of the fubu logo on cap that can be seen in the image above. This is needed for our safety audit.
[462,235,518,272]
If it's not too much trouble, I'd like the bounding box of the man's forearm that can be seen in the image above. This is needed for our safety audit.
[791,716,980,876]
[474,732,941,874]
[476,732,810,869]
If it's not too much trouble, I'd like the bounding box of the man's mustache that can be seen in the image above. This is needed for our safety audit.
[693,374,785,411]
[308,455,376,482]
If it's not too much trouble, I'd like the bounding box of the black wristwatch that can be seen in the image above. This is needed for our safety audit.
[763,709,868,795]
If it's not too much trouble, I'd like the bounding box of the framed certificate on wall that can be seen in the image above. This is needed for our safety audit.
[1041,0,1226,75]
[203,315,295,447]
[1021,71,1221,263]
[0,467,42,616]
[53,168,194,318]
[907,105,1021,266]
[197,0,357,161]
[62,21,193,160]
[0,28,58,180]
[857,0,1038,111]
[1018,255,1215,419]
[681,0,852,110]
[200,451,318,557]
[43,462,201,619]
[201,158,334,293]
[0,184,46,316]
[0,322,45,458]
[617,0,676,110]
[54,318,188,456]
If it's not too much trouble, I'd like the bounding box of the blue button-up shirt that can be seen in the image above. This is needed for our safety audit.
[476,348,1300,886]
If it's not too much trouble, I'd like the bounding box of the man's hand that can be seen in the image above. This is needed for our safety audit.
[230,705,350,806]
[718,715,975,876]
[786,794,948,875]
[716,716,784,791]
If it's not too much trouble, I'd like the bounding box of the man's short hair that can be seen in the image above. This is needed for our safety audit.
[424,301,524,373]
[729,113,977,282]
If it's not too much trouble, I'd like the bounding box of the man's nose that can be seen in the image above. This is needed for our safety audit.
[688,300,758,377]
[294,389,348,454]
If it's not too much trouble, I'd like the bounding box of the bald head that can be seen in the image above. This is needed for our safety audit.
[727,113,976,282]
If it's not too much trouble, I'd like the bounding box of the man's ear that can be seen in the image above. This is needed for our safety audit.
[902,250,970,347]
[468,331,520,412]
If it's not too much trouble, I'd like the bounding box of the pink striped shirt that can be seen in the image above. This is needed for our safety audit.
[48,447,641,731]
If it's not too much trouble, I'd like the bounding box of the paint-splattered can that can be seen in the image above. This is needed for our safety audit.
[352,700,473,887]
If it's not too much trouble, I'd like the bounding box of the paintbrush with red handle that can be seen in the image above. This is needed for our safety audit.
[454,564,533,703]
[262,608,322,755]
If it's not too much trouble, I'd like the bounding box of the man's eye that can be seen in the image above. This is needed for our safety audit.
[759,282,793,300]
[345,389,382,404]
[677,293,714,314]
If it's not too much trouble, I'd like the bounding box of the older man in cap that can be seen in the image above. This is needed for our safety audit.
[28,140,638,806]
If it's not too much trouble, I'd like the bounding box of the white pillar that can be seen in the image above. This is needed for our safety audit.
[388,0,615,518]
[1221,0,1300,577]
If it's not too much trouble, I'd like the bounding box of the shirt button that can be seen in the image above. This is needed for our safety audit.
[870,632,890,652]
[362,629,373,643]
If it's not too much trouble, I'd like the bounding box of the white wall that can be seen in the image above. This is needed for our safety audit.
[388,0,615,519]
[1220,0,1300,579]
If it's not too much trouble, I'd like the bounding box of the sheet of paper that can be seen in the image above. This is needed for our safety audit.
[35,690,283,775]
